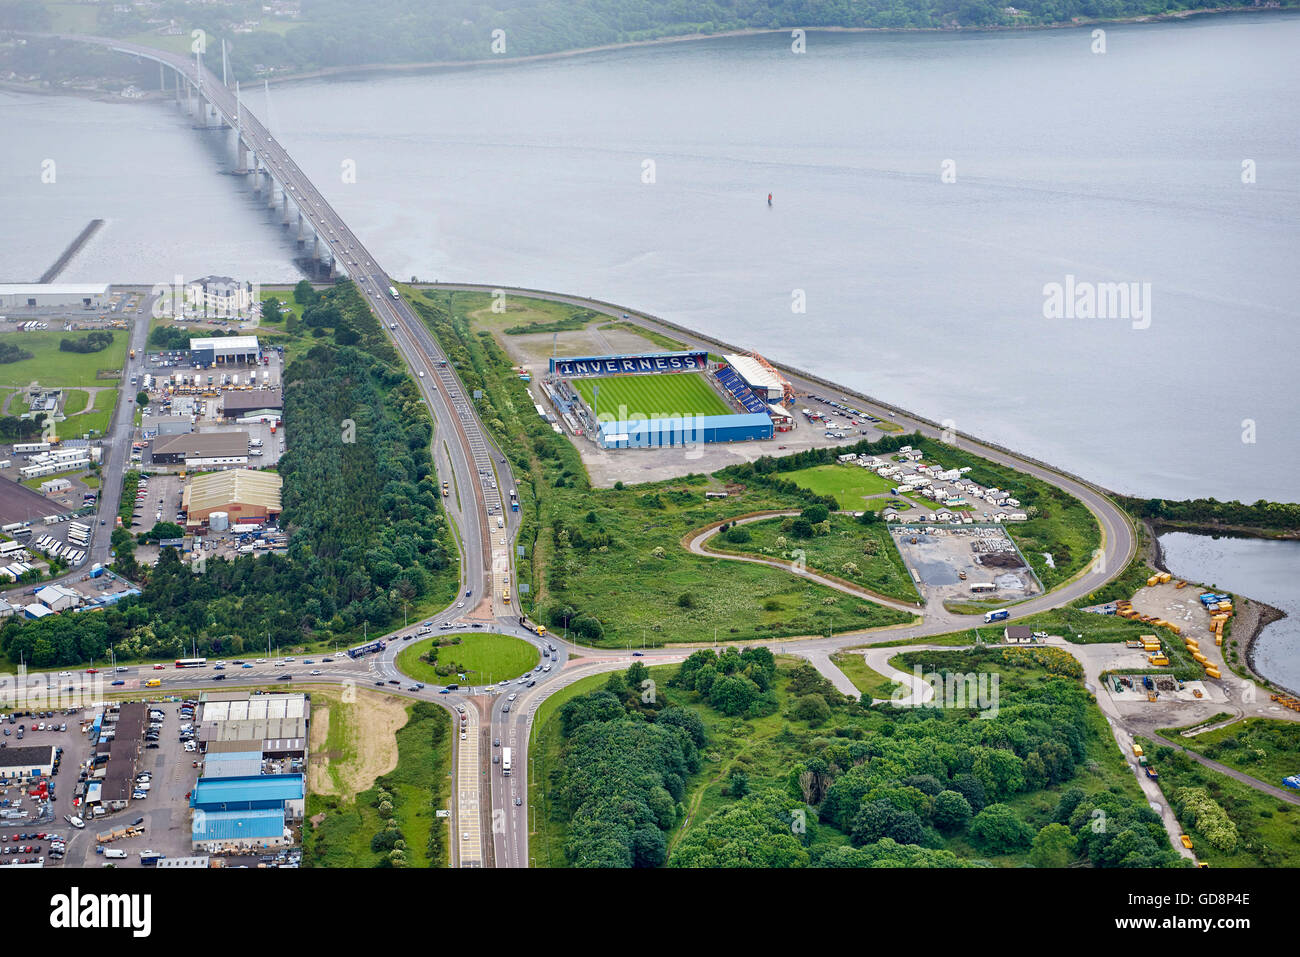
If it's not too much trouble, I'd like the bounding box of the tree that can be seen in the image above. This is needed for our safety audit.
[293,279,317,305]
[932,789,973,834]
[801,504,829,524]
[851,798,925,847]
[791,518,814,539]
[789,693,831,725]
[261,296,284,321]
[724,525,751,544]
[1030,823,1077,868]
[969,804,1034,853]
[708,673,759,716]
[670,790,810,868]
[136,391,149,407]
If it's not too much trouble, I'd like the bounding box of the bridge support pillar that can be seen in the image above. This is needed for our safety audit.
[267,179,277,209]
[160,63,166,92]
[297,211,305,241]
[250,153,260,191]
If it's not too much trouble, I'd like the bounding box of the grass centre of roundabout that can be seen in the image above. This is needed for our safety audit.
[395,632,539,686]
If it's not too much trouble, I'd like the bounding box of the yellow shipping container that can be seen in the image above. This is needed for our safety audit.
[1146,575,1160,587]
[1214,636,1223,646]
[1205,667,1221,679]
[1193,652,1209,664]
[1149,656,1169,666]
[1158,572,1172,584]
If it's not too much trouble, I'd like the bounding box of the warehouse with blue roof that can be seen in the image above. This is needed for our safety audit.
[189,773,304,851]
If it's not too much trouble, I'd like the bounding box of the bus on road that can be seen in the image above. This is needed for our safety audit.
[502,747,512,776]
[175,658,207,669]
[346,639,387,660]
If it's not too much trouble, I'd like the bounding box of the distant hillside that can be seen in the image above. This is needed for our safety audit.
[3,0,1295,83]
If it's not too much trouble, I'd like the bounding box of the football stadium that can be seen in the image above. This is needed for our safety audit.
[542,350,796,449]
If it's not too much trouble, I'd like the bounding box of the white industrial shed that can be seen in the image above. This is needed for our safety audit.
[0,283,110,310]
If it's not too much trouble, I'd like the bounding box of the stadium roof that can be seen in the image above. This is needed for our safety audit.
[723,354,784,393]
[190,335,260,352]
[191,808,286,842]
[0,283,110,295]
[183,468,282,515]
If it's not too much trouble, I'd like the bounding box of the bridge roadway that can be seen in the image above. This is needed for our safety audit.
[65,36,1145,868]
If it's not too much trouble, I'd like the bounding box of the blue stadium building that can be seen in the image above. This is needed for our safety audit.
[598,413,773,449]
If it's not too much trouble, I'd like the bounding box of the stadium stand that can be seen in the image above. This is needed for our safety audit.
[715,367,770,415]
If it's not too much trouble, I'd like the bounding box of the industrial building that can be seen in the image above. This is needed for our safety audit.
[185,277,255,319]
[182,468,282,528]
[39,478,73,495]
[19,446,95,479]
[0,282,110,310]
[34,583,81,612]
[189,334,261,365]
[189,775,305,851]
[221,388,283,418]
[0,745,56,779]
[597,412,774,449]
[147,414,195,438]
[151,430,249,468]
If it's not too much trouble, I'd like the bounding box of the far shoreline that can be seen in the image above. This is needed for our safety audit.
[5,6,1294,97]
[253,7,1297,89]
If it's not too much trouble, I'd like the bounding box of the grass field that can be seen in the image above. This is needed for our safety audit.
[705,513,921,604]
[0,331,127,388]
[61,387,116,438]
[573,372,731,420]
[830,651,900,699]
[784,463,932,512]
[60,389,89,416]
[395,633,539,685]
[1157,718,1300,792]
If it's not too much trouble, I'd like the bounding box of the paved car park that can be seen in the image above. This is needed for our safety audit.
[0,705,84,867]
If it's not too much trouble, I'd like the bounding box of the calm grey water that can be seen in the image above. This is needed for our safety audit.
[4,15,1299,502]
[1159,532,1300,692]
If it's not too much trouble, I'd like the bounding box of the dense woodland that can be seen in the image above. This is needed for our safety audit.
[0,282,454,668]
[544,647,1185,867]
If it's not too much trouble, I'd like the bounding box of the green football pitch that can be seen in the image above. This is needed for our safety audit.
[573,373,732,420]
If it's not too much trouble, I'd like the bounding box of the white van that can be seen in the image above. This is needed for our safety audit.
[103,848,127,859]
[497,517,504,529]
